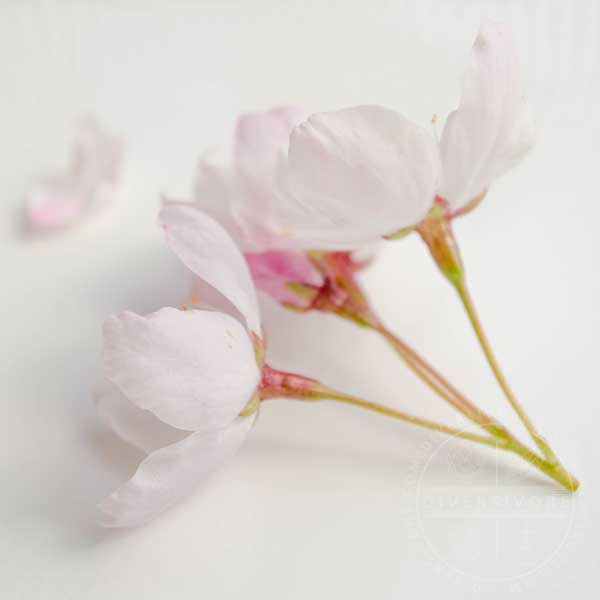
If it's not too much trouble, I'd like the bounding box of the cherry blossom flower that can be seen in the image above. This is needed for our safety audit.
[26,117,124,230]
[182,106,326,308]
[276,22,535,248]
[97,207,264,527]
[98,204,395,526]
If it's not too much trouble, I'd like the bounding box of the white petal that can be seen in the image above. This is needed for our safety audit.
[278,106,440,249]
[99,414,255,527]
[438,22,535,211]
[234,106,308,173]
[159,202,261,333]
[233,107,309,252]
[94,380,188,454]
[103,308,261,431]
[192,155,245,240]
[192,154,280,254]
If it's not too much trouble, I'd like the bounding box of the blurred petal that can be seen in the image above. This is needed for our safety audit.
[27,177,89,228]
[279,105,440,248]
[159,202,261,333]
[26,117,123,230]
[73,116,124,186]
[246,250,324,307]
[192,154,244,239]
[438,22,535,211]
[192,154,276,253]
[103,308,260,431]
[94,380,188,454]
[233,107,309,252]
[99,414,255,527]
[234,106,308,172]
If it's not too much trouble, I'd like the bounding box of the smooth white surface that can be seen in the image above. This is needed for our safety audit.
[1,1,599,598]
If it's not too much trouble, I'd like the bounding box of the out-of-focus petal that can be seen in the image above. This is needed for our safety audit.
[159,202,261,334]
[26,117,123,230]
[27,177,89,228]
[234,106,308,172]
[279,105,440,248]
[192,153,275,253]
[99,414,255,527]
[103,308,260,432]
[73,116,124,186]
[95,380,188,454]
[233,107,309,252]
[438,22,535,211]
[192,154,244,239]
[245,250,324,307]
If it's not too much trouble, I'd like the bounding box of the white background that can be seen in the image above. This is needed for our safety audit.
[2,1,599,598]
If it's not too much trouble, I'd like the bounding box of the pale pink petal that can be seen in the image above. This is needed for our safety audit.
[27,176,89,228]
[279,105,441,248]
[103,308,260,432]
[94,380,188,454]
[159,202,261,333]
[192,154,245,240]
[438,22,535,211]
[73,116,124,186]
[234,106,308,172]
[233,107,309,252]
[26,117,123,230]
[245,250,324,307]
[99,414,255,527]
[189,108,310,253]
[193,159,275,253]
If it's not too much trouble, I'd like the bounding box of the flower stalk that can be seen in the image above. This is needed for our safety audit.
[282,244,579,492]
[303,250,511,439]
[417,213,562,466]
[260,366,579,491]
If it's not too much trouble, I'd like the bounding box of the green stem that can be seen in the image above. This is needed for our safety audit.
[504,437,578,491]
[454,278,559,464]
[371,321,510,440]
[269,384,578,491]
[269,385,505,449]
[417,214,560,465]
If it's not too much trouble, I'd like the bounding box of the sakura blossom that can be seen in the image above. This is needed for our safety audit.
[95,23,579,530]
[97,207,263,527]
[275,22,535,248]
[178,106,325,308]
[98,205,374,527]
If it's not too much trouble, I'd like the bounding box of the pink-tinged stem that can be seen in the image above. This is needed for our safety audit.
[259,365,504,448]
[371,321,510,439]
[259,365,578,490]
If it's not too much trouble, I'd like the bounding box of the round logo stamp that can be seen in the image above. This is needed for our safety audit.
[414,432,576,583]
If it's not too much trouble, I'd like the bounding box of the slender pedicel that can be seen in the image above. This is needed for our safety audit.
[303,251,510,439]
[259,365,507,448]
[258,365,578,491]
[417,212,560,465]
[370,320,510,439]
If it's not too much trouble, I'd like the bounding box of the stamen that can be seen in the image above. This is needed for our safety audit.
[431,113,440,142]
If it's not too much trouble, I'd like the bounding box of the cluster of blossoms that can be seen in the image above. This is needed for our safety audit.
[96,23,578,527]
